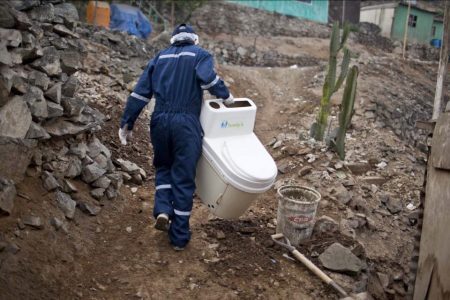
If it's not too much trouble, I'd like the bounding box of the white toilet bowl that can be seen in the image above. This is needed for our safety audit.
[195,98,277,219]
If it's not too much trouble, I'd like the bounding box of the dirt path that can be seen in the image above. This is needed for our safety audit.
[66,65,331,299]
[1,53,427,299]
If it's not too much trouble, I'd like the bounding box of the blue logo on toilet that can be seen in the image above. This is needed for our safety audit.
[220,120,244,129]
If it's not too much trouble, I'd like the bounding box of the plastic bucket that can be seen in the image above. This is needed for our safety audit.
[276,185,321,245]
[430,39,442,48]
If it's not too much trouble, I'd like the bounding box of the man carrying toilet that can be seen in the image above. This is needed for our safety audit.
[118,24,234,251]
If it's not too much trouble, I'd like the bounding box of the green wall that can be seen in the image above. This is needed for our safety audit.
[228,0,329,24]
[392,6,438,44]
[432,20,443,40]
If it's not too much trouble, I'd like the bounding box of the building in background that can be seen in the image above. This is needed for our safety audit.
[228,0,360,24]
[329,0,361,24]
[360,1,444,44]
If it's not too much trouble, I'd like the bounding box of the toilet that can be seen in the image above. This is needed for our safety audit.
[195,98,278,219]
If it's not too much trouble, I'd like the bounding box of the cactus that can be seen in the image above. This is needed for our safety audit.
[333,66,359,160]
[311,22,351,141]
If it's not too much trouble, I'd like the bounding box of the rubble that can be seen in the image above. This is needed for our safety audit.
[0,178,16,215]
[41,171,60,191]
[0,0,434,298]
[0,137,36,182]
[92,176,111,189]
[31,46,61,76]
[318,242,364,275]
[77,201,101,216]
[23,215,43,229]
[49,216,63,231]
[0,96,32,138]
[313,215,339,234]
[90,188,105,200]
[55,190,76,219]
[193,2,329,39]
[81,162,106,184]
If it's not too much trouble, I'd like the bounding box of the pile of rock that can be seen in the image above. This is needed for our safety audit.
[76,24,156,59]
[357,58,435,151]
[407,43,440,61]
[0,1,103,141]
[30,135,123,201]
[354,22,394,53]
[192,1,330,39]
[202,39,321,68]
[0,1,146,218]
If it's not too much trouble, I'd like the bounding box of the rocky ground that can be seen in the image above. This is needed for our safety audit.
[0,1,447,299]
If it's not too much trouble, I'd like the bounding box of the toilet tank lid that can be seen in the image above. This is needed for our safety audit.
[202,134,277,193]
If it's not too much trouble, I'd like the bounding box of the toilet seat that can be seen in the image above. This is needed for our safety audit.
[202,134,277,194]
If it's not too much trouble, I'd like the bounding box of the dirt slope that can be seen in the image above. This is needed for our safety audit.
[0,1,441,299]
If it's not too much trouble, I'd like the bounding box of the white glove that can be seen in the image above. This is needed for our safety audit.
[224,93,234,105]
[118,125,133,145]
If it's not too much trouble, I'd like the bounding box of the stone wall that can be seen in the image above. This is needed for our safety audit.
[0,1,148,216]
[202,39,321,67]
[191,1,330,39]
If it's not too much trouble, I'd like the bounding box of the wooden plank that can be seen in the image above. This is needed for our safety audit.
[414,114,450,300]
[415,120,436,133]
[414,168,450,299]
[430,113,450,170]
[432,0,450,120]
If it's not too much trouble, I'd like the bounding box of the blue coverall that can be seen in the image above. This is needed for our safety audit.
[120,39,230,247]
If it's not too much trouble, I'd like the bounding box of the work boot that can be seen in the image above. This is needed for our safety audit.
[154,213,169,231]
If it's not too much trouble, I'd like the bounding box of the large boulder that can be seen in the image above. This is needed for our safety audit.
[0,6,15,28]
[53,24,79,39]
[0,96,32,138]
[0,137,37,183]
[44,82,62,103]
[69,105,105,125]
[0,66,16,105]
[28,3,55,23]
[319,243,363,275]
[115,158,141,174]
[0,178,16,216]
[62,74,78,97]
[54,3,79,22]
[47,101,64,118]
[10,8,32,30]
[26,122,50,139]
[64,156,82,178]
[23,86,48,121]
[61,97,85,117]
[9,0,40,11]
[13,45,43,64]
[31,46,61,76]
[0,29,22,48]
[28,70,50,90]
[88,136,111,158]
[59,50,81,75]
[21,32,35,48]
[55,190,76,219]
[81,162,106,183]
[43,119,91,136]
[0,42,12,66]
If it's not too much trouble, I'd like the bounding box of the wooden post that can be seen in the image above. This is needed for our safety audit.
[433,0,450,120]
[402,1,411,59]
[93,0,98,26]
[170,0,175,28]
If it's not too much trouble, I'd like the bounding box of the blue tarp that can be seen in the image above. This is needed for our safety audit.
[110,4,152,39]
